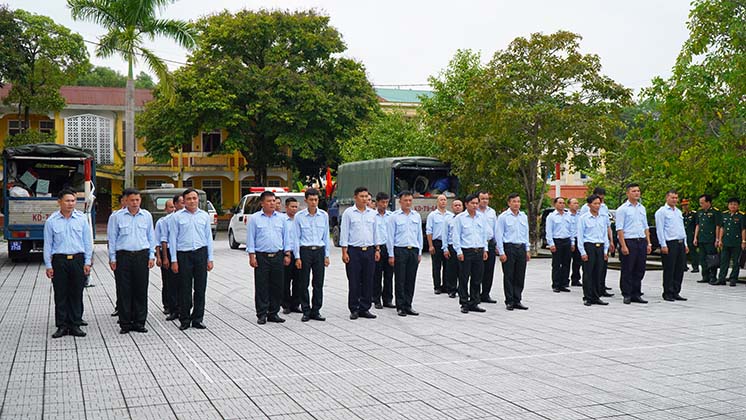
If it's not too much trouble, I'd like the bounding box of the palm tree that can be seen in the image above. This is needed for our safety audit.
[68,0,196,188]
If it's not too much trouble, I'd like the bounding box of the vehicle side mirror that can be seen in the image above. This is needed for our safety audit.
[230,206,238,214]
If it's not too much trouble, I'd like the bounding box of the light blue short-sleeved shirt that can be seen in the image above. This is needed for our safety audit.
[655,205,686,245]
[615,200,649,239]
[426,209,453,242]
[168,208,214,261]
[107,208,156,262]
[43,209,93,269]
[293,208,330,257]
[247,210,286,254]
[495,209,530,254]
[340,206,377,247]
[387,209,423,255]
[577,212,610,256]
[545,209,572,246]
[453,211,488,255]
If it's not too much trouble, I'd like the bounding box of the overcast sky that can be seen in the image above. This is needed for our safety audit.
[7,0,691,93]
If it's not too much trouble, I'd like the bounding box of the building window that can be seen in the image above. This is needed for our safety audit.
[8,120,21,136]
[64,114,114,164]
[183,179,193,188]
[202,130,221,153]
[181,141,192,153]
[39,120,54,134]
[267,179,281,187]
[202,179,221,206]
[145,179,162,189]
[580,172,588,179]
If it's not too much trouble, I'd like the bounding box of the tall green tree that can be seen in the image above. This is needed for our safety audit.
[143,9,378,185]
[77,65,156,88]
[339,111,434,162]
[3,9,88,131]
[68,0,196,186]
[426,33,631,251]
[0,5,24,86]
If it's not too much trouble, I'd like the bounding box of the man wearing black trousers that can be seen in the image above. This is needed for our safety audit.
[496,193,530,311]
[293,189,330,322]
[577,195,610,306]
[545,197,572,293]
[442,199,463,299]
[281,197,301,314]
[615,183,652,304]
[372,192,394,309]
[108,188,156,334]
[478,191,498,303]
[453,194,488,313]
[567,198,583,287]
[426,194,452,294]
[655,190,689,302]
[341,187,379,320]
[387,191,423,317]
[155,199,175,317]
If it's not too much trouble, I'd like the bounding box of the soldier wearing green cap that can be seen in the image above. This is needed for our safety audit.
[716,198,746,286]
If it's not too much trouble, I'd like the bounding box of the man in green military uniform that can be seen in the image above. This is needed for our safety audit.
[681,199,699,273]
[694,194,720,284]
[716,198,746,286]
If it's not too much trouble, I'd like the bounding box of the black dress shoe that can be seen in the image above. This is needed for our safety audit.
[257,316,267,325]
[696,279,709,283]
[583,301,592,306]
[513,303,528,310]
[131,326,148,333]
[69,326,86,337]
[179,322,191,330]
[119,327,130,334]
[605,287,612,290]
[731,283,738,287]
[383,302,396,308]
[601,292,614,297]
[505,304,514,311]
[434,288,442,295]
[553,288,561,293]
[301,314,310,322]
[571,282,582,287]
[469,305,486,313]
[310,313,326,321]
[404,309,419,316]
[282,307,292,315]
[267,314,286,323]
[559,287,571,292]
[460,306,469,313]
[52,327,67,338]
[691,269,699,273]
[448,292,457,298]
[623,297,632,304]
[110,310,119,317]
[192,322,206,329]
[631,297,648,304]
[374,303,383,309]
[397,309,407,316]
[663,296,675,302]
[291,306,303,313]
[166,313,179,321]
[349,312,359,320]
[481,297,497,303]
[79,320,88,326]
[359,310,377,319]
[594,299,609,305]
[674,295,688,301]
[162,308,169,315]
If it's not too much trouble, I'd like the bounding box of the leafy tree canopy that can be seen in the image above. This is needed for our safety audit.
[339,111,435,163]
[76,66,156,89]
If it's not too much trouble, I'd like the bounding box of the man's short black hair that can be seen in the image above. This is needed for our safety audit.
[728,197,740,204]
[353,186,368,196]
[58,188,76,200]
[285,197,298,205]
[587,194,601,204]
[552,197,565,204]
[182,187,199,198]
[592,187,606,195]
[477,190,489,197]
[507,193,520,201]
[666,189,678,196]
[304,188,320,198]
[626,183,640,190]
[464,193,479,203]
[699,194,712,203]
[398,190,413,199]
[260,191,275,202]
[122,188,140,198]
[375,192,390,202]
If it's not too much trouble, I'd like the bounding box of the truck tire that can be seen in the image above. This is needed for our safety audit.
[331,225,340,247]
[228,229,240,249]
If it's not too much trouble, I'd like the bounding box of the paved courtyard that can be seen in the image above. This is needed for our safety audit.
[1,235,746,420]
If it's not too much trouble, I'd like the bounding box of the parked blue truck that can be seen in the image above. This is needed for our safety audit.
[3,144,96,261]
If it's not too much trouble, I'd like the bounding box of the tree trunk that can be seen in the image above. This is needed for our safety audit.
[124,77,135,188]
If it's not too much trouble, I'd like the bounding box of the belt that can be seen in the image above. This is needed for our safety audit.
[504,243,525,247]
[116,249,148,255]
[53,253,83,260]
[256,251,282,257]
[585,242,604,248]
[462,248,483,252]
[395,246,418,250]
[667,239,685,244]
[348,246,374,251]
[433,239,443,243]
[553,237,571,241]
[300,246,323,251]
[626,237,646,242]
[177,246,206,253]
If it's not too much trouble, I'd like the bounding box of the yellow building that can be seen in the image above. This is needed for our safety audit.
[0,85,291,221]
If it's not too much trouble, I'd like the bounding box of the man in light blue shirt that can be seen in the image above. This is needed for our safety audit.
[281,197,301,315]
[159,193,184,321]
[426,195,452,295]
[655,190,689,302]
[577,194,610,306]
[169,188,214,330]
[155,199,175,318]
[372,192,394,309]
[293,189,330,322]
[567,198,583,287]
[546,197,573,293]
[441,199,463,298]
[247,191,290,325]
[580,187,615,297]
[495,193,530,311]
[107,188,155,334]
[478,191,498,303]
[615,183,652,304]
[387,191,423,317]
[453,194,488,313]
[341,186,379,320]
[44,189,93,339]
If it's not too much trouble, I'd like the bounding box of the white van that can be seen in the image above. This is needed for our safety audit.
[228,192,306,249]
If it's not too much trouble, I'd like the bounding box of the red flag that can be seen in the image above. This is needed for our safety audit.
[325,168,333,198]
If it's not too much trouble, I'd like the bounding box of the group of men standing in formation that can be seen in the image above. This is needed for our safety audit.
[43,187,214,338]
[44,181,745,337]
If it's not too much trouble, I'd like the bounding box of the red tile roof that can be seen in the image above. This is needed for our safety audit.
[0,84,153,108]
